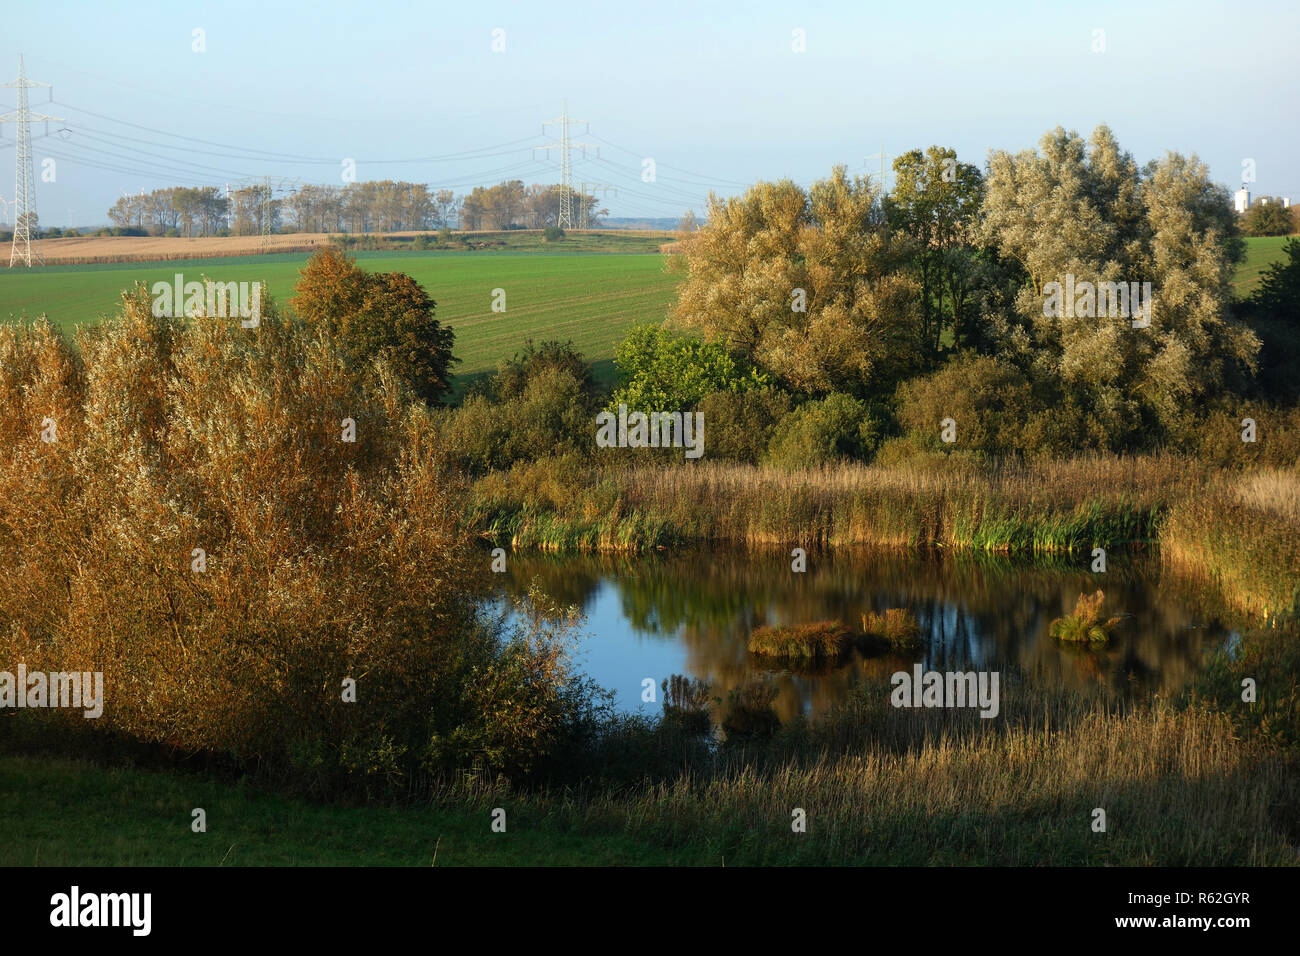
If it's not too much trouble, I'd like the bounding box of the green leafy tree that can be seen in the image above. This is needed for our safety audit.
[887,146,985,357]
[1242,199,1295,237]
[610,325,771,412]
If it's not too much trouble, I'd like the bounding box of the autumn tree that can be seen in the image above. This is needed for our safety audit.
[291,248,458,404]
[434,189,461,228]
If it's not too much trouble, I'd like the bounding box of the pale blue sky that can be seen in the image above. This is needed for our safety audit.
[3,0,1297,225]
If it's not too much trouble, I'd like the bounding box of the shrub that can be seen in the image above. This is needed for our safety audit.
[0,290,595,792]
[895,353,1036,455]
[696,388,792,464]
[721,680,780,739]
[765,392,878,468]
[1242,201,1294,237]
[443,366,593,473]
[872,435,950,470]
[610,325,771,413]
[661,674,714,735]
[543,225,565,241]
[492,339,594,402]
[1184,404,1300,469]
[443,341,598,474]
[428,583,603,776]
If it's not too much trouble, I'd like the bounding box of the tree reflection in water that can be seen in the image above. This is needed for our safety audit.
[494,548,1238,721]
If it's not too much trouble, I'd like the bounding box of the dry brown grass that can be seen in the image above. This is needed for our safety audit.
[1161,468,1300,619]
[1232,467,1300,523]
[607,701,1292,864]
[474,453,1194,552]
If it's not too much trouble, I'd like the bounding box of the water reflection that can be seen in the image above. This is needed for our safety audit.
[494,549,1235,721]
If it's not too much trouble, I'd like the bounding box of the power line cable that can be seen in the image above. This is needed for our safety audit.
[56,101,540,165]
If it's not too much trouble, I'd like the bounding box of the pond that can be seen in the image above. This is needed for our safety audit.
[492,548,1237,723]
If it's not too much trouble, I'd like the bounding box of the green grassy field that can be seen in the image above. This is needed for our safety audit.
[1234,234,1293,297]
[0,250,680,389]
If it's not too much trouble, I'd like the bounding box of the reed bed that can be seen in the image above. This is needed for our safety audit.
[442,677,1298,865]
[471,454,1193,553]
[861,608,922,652]
[1049,590,1124,643]
[1161,470,1300,619]
[472,453,1300,625]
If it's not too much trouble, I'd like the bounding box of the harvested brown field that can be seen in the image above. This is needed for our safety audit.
[32,229,676,264]
[32,232,341,264]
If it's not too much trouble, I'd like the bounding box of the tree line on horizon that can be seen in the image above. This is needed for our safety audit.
[101,179,605,238]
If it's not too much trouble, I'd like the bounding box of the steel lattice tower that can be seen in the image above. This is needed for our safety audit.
[534,101,597,230]
[230,175,298,251]
[2,57,61,267]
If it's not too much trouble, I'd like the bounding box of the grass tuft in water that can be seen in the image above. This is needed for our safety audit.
[747,621,852,661]
[1050,590,1124,643]
[861,608,922,653]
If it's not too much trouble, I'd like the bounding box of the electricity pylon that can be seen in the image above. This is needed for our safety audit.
[864,145,893,200]
[230,176,299,252]
[2,57,62,267]
[534,101,597,230]
[578,182,616,230]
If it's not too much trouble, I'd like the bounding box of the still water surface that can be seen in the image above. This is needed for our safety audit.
[493,549,1235,722]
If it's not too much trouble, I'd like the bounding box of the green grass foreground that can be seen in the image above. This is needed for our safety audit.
[4,681,1296,866]
[0,754,670,866]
